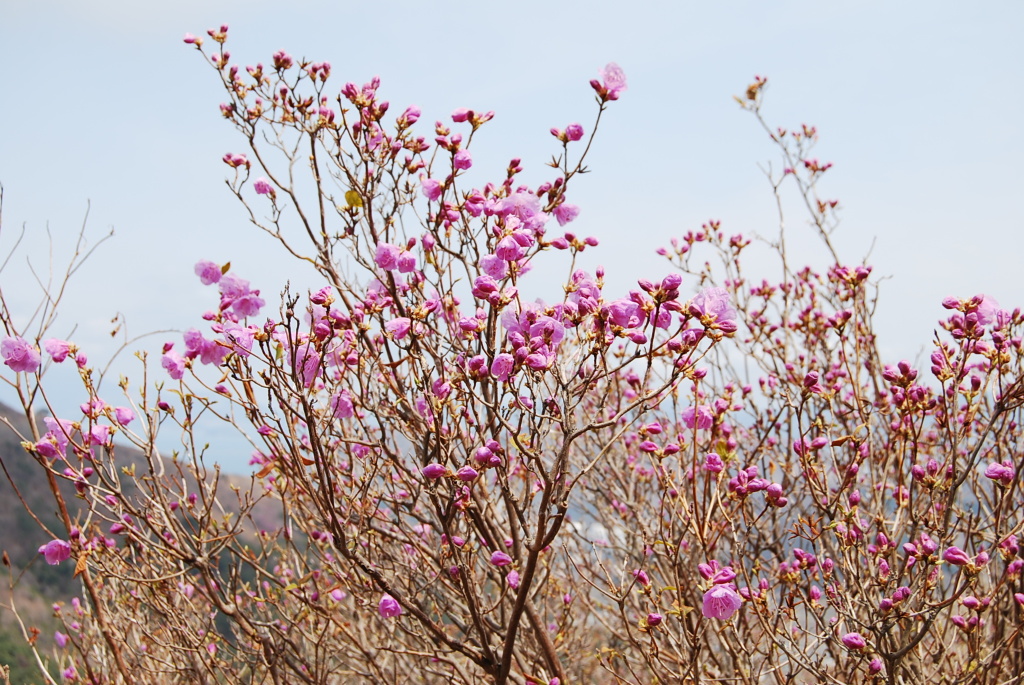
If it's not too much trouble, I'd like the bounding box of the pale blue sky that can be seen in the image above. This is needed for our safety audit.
[1,1,1021,470]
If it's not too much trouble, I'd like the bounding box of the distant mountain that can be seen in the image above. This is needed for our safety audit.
[0,401,281,683]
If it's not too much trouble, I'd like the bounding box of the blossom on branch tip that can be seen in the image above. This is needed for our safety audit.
[490,551,513,567]
[591,63,628,101]
[689,287,738,334]
[39,539,72,565]
[162,349,186,380]
[841,632,866,651]
[253,177,275,197]
[194,260,222,285]
[421,463,447,480]
[2,337,40,373]
[701,584,742,620]
[942,547,972,566]
[378,594,402,618]
[385,317,412,340]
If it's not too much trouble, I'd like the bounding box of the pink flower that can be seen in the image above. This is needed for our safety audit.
[600,63,627,92]
[378,594,402,618]
[490,551,513,567]
[253,177,275,197]
[942,546,972,566]
[421,177,442,201]
[681,405,714,430]
[604,299,640,327]
[453,149,472,170]
[841,632,866,651]
[456,466,479,481]
[113,407,134,426]
[565,123,584,141]
[38,539,72,565]
[375,242,401,271]
[646,612,663,627]
[689,287,738,333]
[385,317,412,340]
[507,570,521,589]
[43,339,73,363]
[490,353,515,381]
[984,461,1014,486]
[54,631,68,648]
[701,584,742,620]
[2,337,40,373]
[495,235,526,262]
[397,105,420,127]
[553,203,580,226]
[330,391,354,419]
[421,463,447,479]
[162,349,186,380]
[975,294,1003,327]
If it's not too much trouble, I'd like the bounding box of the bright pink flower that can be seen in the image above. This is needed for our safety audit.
[565,123,584,141]
[378,594,402,618]
[54,631,68,648]
[43,339,73,363]
[39,539,72,565]
[942,546,972,566]
[646,612,663,627]
[397,105,420,126]
[507,570,521,589]
[2,337,40,373]
[703,453,724,473]
[490,353,515,381]
[841,632,866,651]
[456,466,479,481]
[984,461,1014,486]
[702,584,742,620]
[490,551,513,567]
[422,463,446,479]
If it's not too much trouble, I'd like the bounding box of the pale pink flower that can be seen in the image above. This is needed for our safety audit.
[598,63,628,99]
[375,242,401,271]
[689,287,738,333]
[43,339,73,363]
[2,337,40,373]
[701,584,742,620]
[162,349,186,380]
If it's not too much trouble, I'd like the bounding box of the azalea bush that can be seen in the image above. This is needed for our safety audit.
[2,26,1023,685]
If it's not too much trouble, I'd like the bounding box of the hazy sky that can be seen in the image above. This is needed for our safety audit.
[2,1,1021,471]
